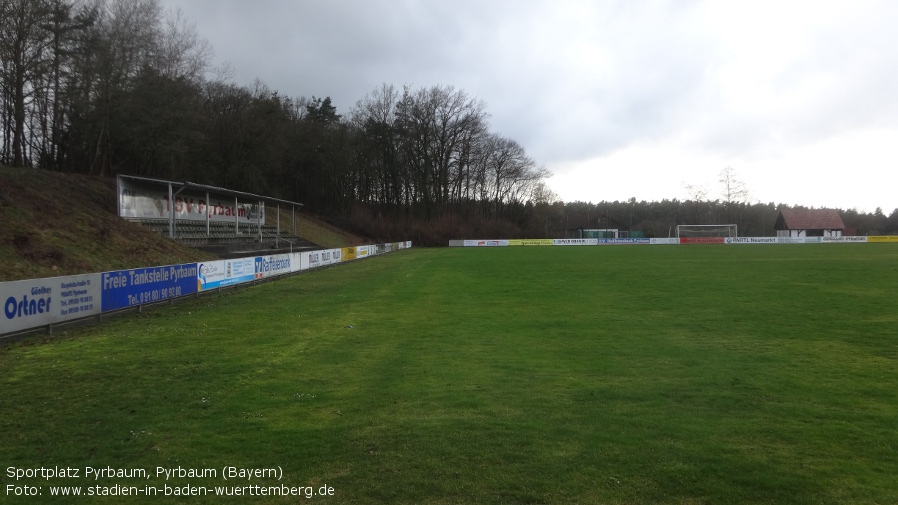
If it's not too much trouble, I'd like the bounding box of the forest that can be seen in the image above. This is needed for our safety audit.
[3,0,897,245]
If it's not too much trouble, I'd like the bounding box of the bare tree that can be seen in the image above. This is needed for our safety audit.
[480,134,546,217]
[683,181,712,224]
[34,0,95,168]
[395,84,487,218]
[350,83,405,208]
[684,182,709,202]
[719,166,749,225]
[84,0,162,175]
[154,7,211,83]
[719,166,748,205]
[530,180,559,206]
[0,0,56,166]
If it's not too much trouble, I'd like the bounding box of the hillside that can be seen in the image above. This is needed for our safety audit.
[0,167,363,282]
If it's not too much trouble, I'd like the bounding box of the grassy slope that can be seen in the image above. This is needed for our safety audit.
[270,206,369,249]
[1,245,896,504]
[0,167,361,282]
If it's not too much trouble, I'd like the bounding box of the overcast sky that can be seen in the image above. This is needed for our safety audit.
[159,0,898,212]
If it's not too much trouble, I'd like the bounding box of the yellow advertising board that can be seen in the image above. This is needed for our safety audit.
[341,247,357,261]
[867,236,898,243]
[508,239,553,246]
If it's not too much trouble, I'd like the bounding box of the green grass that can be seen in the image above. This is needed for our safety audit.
[2,245,897,504]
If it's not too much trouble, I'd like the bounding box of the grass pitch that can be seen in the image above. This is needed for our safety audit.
[2,245,897,504]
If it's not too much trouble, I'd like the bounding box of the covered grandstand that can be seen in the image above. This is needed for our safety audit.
[117,175,318,257]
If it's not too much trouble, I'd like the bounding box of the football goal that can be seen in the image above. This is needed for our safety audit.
[676,224,738,238]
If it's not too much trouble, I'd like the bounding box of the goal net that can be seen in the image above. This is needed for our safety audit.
[676,224,738,238]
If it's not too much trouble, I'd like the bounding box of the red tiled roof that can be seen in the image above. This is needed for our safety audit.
[775,209,845,230]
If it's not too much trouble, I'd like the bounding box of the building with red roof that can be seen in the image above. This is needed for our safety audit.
[774,209,845,238]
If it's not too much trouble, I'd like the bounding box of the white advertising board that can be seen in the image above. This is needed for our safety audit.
[463,240,509,247]
[553,239,598,246]
[321,248,342,266]
[253,254,297,279]
[822,236,867,243]
[778,237,822,244]
[598,238,651,245]
[118,177,263,224]
[2,273,101,335]
[725,237,778,244]
[307,250,324,269]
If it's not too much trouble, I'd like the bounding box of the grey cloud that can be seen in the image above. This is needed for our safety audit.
[160,0,898,210]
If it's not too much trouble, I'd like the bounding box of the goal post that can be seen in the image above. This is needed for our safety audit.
[676,224,738,238]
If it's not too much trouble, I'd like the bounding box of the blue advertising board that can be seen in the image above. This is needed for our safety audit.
[101,263,198,312]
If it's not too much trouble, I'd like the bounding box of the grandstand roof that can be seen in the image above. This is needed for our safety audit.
[117,174,303,208]
[775,209,845,231]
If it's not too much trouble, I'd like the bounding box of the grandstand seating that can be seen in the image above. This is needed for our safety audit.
[130,218,319,257]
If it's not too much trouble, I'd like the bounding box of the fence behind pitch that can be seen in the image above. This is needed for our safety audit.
[1,242,411,339]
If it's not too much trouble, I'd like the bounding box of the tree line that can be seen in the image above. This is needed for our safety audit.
[554,199,898,238]
[1,0,552,244]
[3,0,895,245]
[554,168,898,238]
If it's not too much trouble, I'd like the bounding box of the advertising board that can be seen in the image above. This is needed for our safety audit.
[332,248,344,264]
[101,264,198,312]
[3,241,411,336]
[307,250,323,269]
[508,239,553,246]
[598,238,651,245]
[2,274,101,334]
[822,236,867,243]
[778,237,822,244]
[253,254,296,279]
[650,238,680,245]
[118,177,263,224]
[553,239,598,246]
[341,247,358,261]
[322,248,342,266]
[868,236,898,243]
[725,237,778,244]
[680,237,725,244]
[463,240,509,247]
[197,258,256,291]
